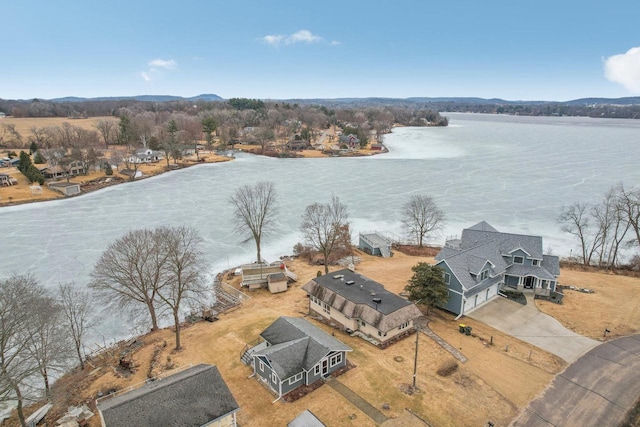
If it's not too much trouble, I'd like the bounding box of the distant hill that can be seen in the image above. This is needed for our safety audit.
[48,94,224,103]
[281,96,640,107]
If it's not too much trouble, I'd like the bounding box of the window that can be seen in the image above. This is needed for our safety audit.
[323,303,330,315]
[289,372,303,385]
[532,259,539,266]
[443,273,451,284]
[360,320,365,327]
[314,365,320,375]
[480,270,488,281]
[271,371,277,383]
[514,256,524,264]
[259,361,264,372]
[377,331,387,337]
[330,353,342,366]
[398,321,410,330]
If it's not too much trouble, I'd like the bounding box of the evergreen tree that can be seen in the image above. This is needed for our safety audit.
[405,262,449,315]
[33,151,46,164]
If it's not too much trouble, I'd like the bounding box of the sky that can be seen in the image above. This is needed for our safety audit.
[2,1,640,101]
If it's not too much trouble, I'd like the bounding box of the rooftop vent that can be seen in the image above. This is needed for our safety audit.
[345,280,355,285]
[372,297,382,304]
[333,274,344,279]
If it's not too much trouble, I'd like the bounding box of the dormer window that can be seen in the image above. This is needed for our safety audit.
[514,256,524,264]
[480,270,489,281]
[532,259,539,266]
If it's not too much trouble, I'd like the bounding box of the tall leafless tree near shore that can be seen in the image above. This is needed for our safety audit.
[90,229,168,332]
[0,276,49,426]
[156,226,207,350]
[301,195,350,274]
[558,202,603,266]
[401,195,444,247]
[24,293,72,400]
[559,184,638,268]
[230,182,279,263]
[58,283,95,370]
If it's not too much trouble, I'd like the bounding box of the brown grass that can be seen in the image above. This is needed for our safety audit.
[0,116,115,138]
[536,267,640,339]
[16,251,571,427]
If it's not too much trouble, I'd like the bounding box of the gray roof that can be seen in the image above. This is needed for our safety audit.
[302,269,422,332]
[310,269,413,315]
[437,222,559,296]
[255,317,351,379]
[98,364,239,427]
[289,410,326,427]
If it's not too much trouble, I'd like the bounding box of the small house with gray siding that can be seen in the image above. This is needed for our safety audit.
[435,221,560,317]
[243,317,351,400]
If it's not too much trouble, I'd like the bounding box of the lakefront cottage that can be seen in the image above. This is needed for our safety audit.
[302,269,422,344]
[435,221,560,317]
[241,317,351,400]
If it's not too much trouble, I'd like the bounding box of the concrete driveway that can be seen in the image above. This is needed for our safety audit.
[511,334,640,426]
[468,294,599,362]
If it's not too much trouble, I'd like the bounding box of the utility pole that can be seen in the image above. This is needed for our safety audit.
[413,327,419,388]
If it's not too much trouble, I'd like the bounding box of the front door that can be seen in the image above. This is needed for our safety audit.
[524,276,534,289]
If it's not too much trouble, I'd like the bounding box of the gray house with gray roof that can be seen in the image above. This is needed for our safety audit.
[96,364,239,427]
[436,221,560,317]
[244,317,351,399]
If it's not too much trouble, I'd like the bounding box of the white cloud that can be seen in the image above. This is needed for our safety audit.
[330,40,341,46]
[287,30,321,44]
[261,29,330,47]
[139,58,177,82]
[148,58,177,69]
[604,47,640,93]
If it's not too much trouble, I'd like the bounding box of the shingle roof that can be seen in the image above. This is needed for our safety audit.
[302,269,422,331]
[255,317,351,379]
[97,364,239,427]
[437,222,559,295]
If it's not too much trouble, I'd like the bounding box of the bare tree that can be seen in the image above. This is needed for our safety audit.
[230,182,279,263]
[94,119,117,149]
[401,195,444,247]
[618,184,640,250]
[0,275,41,426]
[58,283,94,370]
[558,202,604,266]
[24,292,72,399]
[90,229,168,332]
[301,195,350,274]
[156,226,207,350]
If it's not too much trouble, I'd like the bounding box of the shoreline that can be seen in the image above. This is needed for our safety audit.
[0,142,390,208]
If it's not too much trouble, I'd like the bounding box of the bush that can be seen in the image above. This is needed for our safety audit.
[436,359,458,377]
[105,162,113,176]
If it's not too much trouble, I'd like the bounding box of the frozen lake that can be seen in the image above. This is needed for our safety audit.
[1,112,639,341]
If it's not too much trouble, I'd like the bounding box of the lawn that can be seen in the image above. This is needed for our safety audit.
[24,251,571,427]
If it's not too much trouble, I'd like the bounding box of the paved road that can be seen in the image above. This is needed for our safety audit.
[468,294,599,362]
[511,334,640,426]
